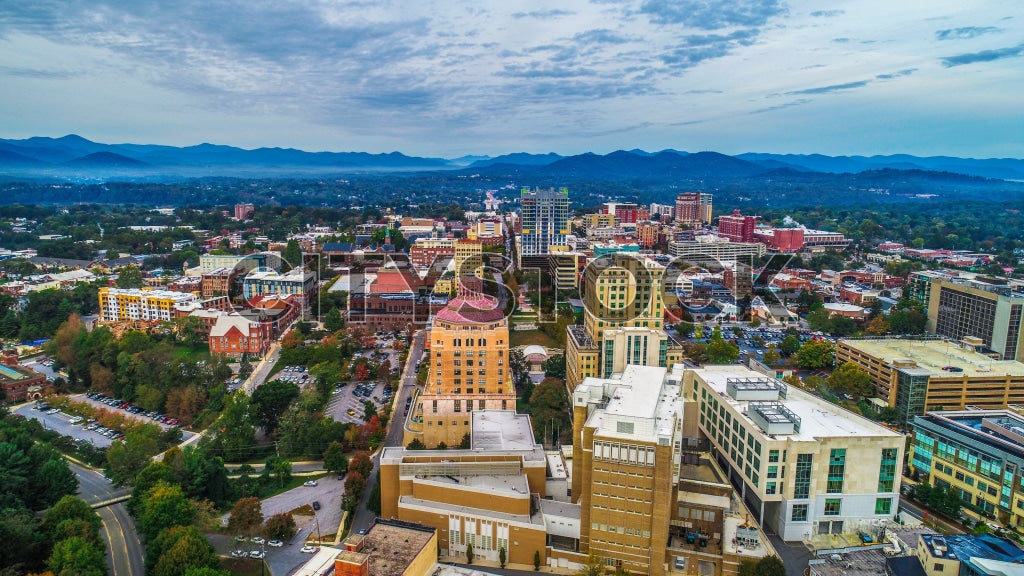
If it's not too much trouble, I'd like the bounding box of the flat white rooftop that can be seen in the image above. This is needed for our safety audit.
[579,364,682,442]
[841,338,1024,377]
[472,410,537,451]
[695,365,900,441]
[420,473,530,497]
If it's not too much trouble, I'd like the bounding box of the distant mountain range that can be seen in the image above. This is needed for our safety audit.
[1,134,1023,184]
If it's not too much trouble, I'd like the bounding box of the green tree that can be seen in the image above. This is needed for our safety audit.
[466,542,474,564]
[542,354,566,379]
[780,334,801,356]
[796,340,835,369]
[263,512,297,541]
[138,482,194,543]
[114,264,144,289]
[227,497,264,536]
[499,546,506,568]
[368,473,382,516]
[754,555,786,576]
[363,399,378,422]
[264,456,292,487]
[185,568,231,576]
[458,433,472,449]
[47,536,106,576]
[534,550,541,571]
[707,326,739,364]
[576,552,603,576]
[205,393,256,461]
[129,461,175,516]
[0,507,50,574]
[762,344,781,365]
[324,307,344,332]
[406,438,427,450]
[42,495,102,543]
[526,378,572,446]
[32,457,79,510]
[806,308,833,333]
[323,442,349,475]
[828,362,875,398]
[738,558,758,576]
[250,379,300,432]
[151,525,220,576]
[283,239,303,268]
[105,423,163,486]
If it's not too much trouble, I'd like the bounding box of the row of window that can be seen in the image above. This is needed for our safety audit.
[589,523,651,538]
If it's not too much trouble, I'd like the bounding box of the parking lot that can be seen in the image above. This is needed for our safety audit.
[214,474,346,576]
[325,381,394,425]
[74,394,194,439]
[13,402,116,447]
[270,365,311,387]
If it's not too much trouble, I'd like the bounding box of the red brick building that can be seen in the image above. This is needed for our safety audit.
[718,210,757,243]
[208,314,272,357]
[754,228,804,252]
[0,350,47,402]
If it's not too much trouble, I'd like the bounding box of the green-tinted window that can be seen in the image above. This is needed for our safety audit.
[795,454,813,499]
[827,449,846,494]
[824,498,842,516]
[769,450,780,463]
[879,448,898,493]
[768,466,778,479]
[791,504,808,521]
[875,497,892,515]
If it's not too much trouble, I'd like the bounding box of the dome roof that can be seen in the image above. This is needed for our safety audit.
[523,345,548,359]
[434,295,505,324]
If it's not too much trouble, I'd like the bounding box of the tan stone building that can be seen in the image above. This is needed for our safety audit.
[405,293,518,447]
[566,253,684,393]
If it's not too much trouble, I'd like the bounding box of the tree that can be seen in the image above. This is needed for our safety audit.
[406,438,426,450]
[344,471,367,497]
[368,474,382,516]
[42,496,101,544]
[526,378,572,446]
[762,344,781,366]
[114,264,144,289]
[458,433,471,449]
[707,326,739,364]
[205,393,256,460]
[238,356,254,379]
[264,456,292,487]
[263,512,297,541]
[806,308,833,333]
[185,568,231,576]
[324,308,344,332]
[796,340,835,369]
[499,546,506,568]
[866,315,890,335]
[363,400,378,422]
[780,334,801,356]
[105,423,163,486]
[349,452,373,478]
[228,497,264,536]
[466,542,474,564]
[753,555,786,576]
[152,525,221,576]
[32,458,78,510]
[250,379,300,433]
[138,482,194,543]
[828,362,875,398]
[542,354,566,379]
[738,558,758,576]
[576,552,603,576]
[47,536,106,576]
[323,442,349,475]
[283,239,303,268]
[534,550,541,571]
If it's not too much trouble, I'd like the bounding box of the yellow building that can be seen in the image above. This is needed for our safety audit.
[405,292,518,447]
[453,238,484,281]
[566,253,683,392]
[836,338,1024,425]
[98,287,199,322]
[585,213,617,229]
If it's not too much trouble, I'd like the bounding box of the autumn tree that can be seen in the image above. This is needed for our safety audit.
[349,452,373,478]
[263,512,297,541]
[228,497,264,536]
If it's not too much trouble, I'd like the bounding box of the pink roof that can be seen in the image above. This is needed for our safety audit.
[435,296,505,324]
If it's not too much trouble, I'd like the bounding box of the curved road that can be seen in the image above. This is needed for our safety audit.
[69,461,145,576]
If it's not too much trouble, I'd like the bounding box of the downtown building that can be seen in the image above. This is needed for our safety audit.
[924,276,1024,362]
[520,187,570,259]
[675,192,713,227]
[565,253,685,392]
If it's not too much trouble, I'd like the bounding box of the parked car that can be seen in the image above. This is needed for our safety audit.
[301,546,319,554]
[252,536,265,544]
[249,550,265,559]
[303,480,318,487]
[268,540,283,547]
[312,501,321,511]
[231,550,247,558]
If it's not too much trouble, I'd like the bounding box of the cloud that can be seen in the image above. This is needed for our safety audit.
[511,9,575,19]
[640,0,786,29]
[0,64,75,79]
[941,43,1024,67]
[660,29,760,69]
[832,37,851,43]
[935,26,1001,40]
[810,10,844,18]
[787,80,869,95]
[751,98,811,114]
[572,29,631,45]
[875,68,917,80]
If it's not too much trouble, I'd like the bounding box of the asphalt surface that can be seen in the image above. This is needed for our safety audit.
[14,403,115,447]
[349,329,425,535]
[245,340,283,394]
[72,394,197,437]
[68,461,144,576]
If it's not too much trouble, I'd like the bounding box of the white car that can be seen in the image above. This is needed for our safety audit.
[268,540,283,547]
[249,550,265,559]
[251,536,265,544]
[303,480,318,487]
[231,550,246,558]
[301,545,319,554]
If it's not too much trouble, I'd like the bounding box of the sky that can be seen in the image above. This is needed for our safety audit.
[0,1,1022,158]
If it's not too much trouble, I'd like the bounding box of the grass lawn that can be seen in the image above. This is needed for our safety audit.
[175,344,212,360]
[220,557,266,576]
[510,329,559,348]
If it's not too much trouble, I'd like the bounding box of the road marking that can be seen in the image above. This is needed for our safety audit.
[108,507,132,575]
[99,509,121,576]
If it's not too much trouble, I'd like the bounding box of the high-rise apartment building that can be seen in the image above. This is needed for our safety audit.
[99,287,199,322]
[718,210,757,243]
[675,192,712,227]
[687,365,904,541]
[565,253,684,391]
[520,187,570,257]
[925,277,1024,361]
[405,292,518,447]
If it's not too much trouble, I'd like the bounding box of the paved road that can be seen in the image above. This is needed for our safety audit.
[68,462,144,576]
[349,329,425,535]
[245,340,282,394]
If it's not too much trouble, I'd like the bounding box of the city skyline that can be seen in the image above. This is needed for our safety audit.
[1,1,1022,158]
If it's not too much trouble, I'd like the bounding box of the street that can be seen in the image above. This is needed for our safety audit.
[68,461,144,576]
[349,329,425,534]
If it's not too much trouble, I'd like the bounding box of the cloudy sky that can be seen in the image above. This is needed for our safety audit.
[1,1,1021,157]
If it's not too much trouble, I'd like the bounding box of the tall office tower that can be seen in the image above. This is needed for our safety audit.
[566,253,684,391]
[520,187,570,256]
[717,210,757,243]
[925,277,1024,361]
[675,192,712,227]
[572,365,684,576]
[406,288,518,447]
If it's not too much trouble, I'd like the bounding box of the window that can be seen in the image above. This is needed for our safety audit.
[824,498,842,516]
[827,449,846,494]
[795,454,813,499]
[768,466,778,479]
[875,498,892,515]
[791,504,808,522]
[454,400,461,413]
[879,448,898,492]
[769,450,780,463]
